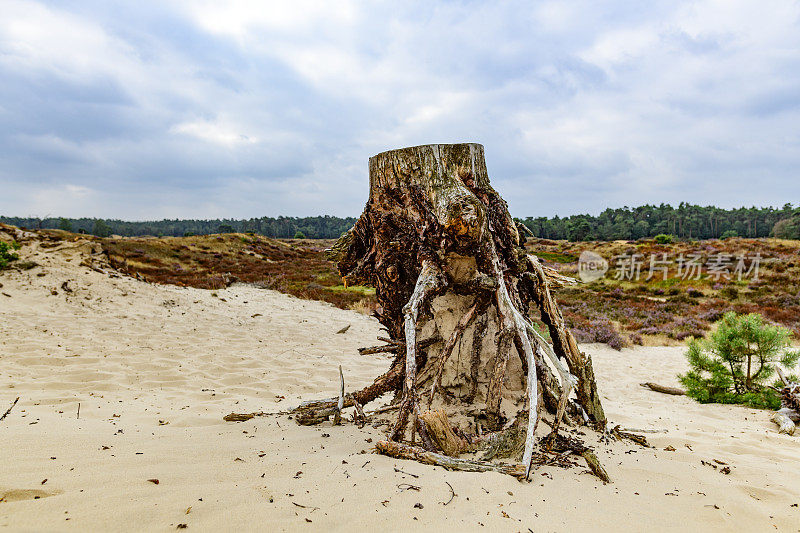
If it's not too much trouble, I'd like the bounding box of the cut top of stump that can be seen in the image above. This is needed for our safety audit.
[367,143,504,248]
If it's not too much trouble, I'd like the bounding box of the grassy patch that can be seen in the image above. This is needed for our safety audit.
[533,251,578,264]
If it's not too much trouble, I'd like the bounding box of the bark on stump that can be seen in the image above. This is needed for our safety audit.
[295,143,606,475]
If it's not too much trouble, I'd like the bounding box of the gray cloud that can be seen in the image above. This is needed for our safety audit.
[0,0,798,220]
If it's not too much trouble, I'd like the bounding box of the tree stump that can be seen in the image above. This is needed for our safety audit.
[296,143,606,476]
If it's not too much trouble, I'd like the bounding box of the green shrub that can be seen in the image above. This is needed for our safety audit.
[720,230,738,239]
[679,312,800,409]
[0,241,21,269]
[653,234,674,244]
[294,231,307,239]
[719,286,739,300]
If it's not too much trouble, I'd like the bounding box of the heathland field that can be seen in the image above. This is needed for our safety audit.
[87,229,800,350]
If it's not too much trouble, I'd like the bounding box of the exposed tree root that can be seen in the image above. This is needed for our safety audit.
[375,440,527,479]
[390,260,446,445]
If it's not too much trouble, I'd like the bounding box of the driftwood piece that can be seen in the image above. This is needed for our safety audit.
[358,344,400,355]
[349,394,367,426]
[358,337,439,356]
[419,409,469,456]
[777,368,800,413]
[771,412,796,435]
[375,440,526,480]
[640,382,686,396]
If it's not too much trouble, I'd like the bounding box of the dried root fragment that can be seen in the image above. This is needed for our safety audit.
[375,440,526,480]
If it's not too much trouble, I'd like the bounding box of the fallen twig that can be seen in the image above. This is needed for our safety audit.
[581,450,611,483]
[358,344,400,355]
[617,427,667,434]
[333,365,344,426]
[367,404,400,416]
[610,425,651,447]
[393,466,419,478]
[223,411,285,422]
[292,502,320,511]
[0,397,19,424]
[442,481,456,506]
[349,394,366,427]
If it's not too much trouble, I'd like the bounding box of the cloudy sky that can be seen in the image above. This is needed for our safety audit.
[1,1,799,220]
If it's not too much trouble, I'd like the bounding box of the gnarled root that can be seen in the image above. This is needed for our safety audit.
[525,323,577,441]
[389,260,446,445]
[487,243,540,478]
[375,440,527,480]
[527,254,606,428]
[292,359,404,425]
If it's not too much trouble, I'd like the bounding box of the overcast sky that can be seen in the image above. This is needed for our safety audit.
[1,1,798,220]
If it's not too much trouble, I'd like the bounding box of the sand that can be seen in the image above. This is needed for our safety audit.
[1,238,799,532]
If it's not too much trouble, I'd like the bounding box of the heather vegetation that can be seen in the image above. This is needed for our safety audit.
[525,236,800,349]
[679,312,799,409]
[97,230,797,352]
[100,232,376,311]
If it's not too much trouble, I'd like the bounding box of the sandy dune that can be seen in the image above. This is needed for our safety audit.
[1,239,799,532]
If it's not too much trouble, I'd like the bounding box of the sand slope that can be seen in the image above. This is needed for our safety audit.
[1,239,799,532]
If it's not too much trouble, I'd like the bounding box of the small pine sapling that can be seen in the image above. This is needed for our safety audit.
[680,312,800,409]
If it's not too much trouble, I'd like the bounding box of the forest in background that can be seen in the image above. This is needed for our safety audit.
[2,202,800,240]
[521,203,800,241]
[0,215,357,239]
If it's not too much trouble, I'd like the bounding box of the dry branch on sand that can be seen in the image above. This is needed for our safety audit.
[0,397,19,425]
[291,143,609,481]
[640,382,686,396]
[772,368,800,435]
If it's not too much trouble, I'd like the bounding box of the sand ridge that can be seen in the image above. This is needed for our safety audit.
[1,239,799,531]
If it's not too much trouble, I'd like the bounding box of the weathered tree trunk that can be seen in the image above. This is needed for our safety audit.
[298,143,606,475]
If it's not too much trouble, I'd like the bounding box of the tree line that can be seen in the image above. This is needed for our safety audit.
[518,203,800,241]
[2,203,799,241]
[0,215,356,239]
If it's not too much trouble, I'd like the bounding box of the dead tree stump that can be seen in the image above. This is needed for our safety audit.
[295,143,606,476]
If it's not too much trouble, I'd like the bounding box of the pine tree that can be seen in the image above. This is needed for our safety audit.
[680,312,800,409]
